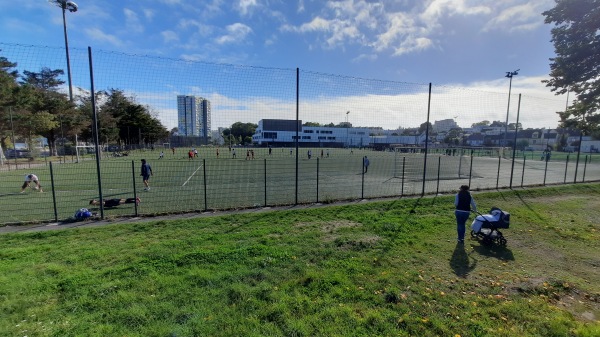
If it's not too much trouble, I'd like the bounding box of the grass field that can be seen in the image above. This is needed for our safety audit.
[0,184,599,336]
[1,147,599,225]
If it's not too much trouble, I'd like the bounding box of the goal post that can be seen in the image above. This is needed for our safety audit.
[75,145,98,163]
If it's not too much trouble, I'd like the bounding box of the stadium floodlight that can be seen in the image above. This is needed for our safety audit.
[49,0,78,102]
[503,69,519,147]
[346,111,350,147]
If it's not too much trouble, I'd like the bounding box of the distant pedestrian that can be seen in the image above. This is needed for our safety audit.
[454,185,477,243]
[251,149,255,160]
[363,156,370,173]
[246,150,250,160]
[321,149,324,158]
[232,148,236,158]
[21,174,43,193]
[326,149,330,158]
[158,151,164,159]
[188,150,194,160]
[140,159,153,191]
[290,148,293,156]
[171,147,175,156]
[307,149,312,159]
[193,148,198,157]
[216,148,220,158]
[269,146,272,155]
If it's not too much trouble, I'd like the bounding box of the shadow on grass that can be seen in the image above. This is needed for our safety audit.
[450,242,477,278]
[471,242,515,261]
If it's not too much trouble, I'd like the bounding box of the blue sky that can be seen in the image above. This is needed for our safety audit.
[0,0,569,130]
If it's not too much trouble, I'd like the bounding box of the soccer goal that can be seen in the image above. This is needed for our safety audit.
[75,145,97,163]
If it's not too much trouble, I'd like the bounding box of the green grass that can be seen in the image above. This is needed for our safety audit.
[1,184,599,336]
[1,147,600,224]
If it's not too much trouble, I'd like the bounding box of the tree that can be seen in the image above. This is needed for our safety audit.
[508,122,522,130]
[0,54,19,150]
[226,122,257,145]
[303,121,320,126]
[490,121,506,127]
[418,122,432,134]
[19,68,72,156]
[543,0,600,133]
[471,120,490,127]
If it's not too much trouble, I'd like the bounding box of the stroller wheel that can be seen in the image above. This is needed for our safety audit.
[498,237,507,246]
[470,230,477,238]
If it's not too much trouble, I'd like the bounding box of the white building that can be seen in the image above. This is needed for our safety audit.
[433,119,458,133]
[252,119,371,147]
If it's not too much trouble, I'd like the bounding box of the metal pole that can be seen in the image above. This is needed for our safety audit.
[521,155,526,187]
[583,155,588,182]
[132,160,138,217]
[436,156,441,195]
[564,154,569,184]
[401,157,405,197]
[503,75,513,148]
[573,131,584,183]
[316,157,319,203]
[49,161,58,222]
[509,94,521,189]
[543,156,548,185]
[295,68,299,205]
[361,157,364,199]
[496,155,501,189]
[203,159,207,210]
[264,158,267,206]
[61,6,74,102]
[88,46,104,218]
[468,154,473,187]
[422,83,432,196]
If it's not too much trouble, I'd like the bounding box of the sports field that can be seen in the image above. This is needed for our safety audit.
[1,147,599,224]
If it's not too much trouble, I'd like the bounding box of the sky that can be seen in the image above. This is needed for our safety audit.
[0,0,570,130]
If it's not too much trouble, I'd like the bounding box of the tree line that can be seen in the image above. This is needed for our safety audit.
[0,53,168,157]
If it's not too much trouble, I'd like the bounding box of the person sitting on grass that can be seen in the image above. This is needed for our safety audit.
[89,197,140,208]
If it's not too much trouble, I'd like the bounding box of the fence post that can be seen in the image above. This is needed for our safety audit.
[521,155,526,187]
[468,154,473,187]
[564,154,569,184]
[583,155,588,182]
[264,158,267,206]
[401,157,405,197]
[422,83,432,197]
[361,157,364,199]
[131,160,138,217]
[49,161,58,222]
[543,156,549,185]
[436,156,441,195]
[496,155,501,189]
[316,157,319,203]
[203,158,208,211]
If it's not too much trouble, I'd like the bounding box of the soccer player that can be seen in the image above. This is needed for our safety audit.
[140,159,153,191]
[21,174,43,193]
[158,151,164,159]
[363,156,370,173]
[89,197,141,207]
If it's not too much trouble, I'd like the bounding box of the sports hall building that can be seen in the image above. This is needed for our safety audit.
[252,119,371,148]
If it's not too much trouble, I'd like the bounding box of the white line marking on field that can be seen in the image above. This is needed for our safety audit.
[182,164,204,186]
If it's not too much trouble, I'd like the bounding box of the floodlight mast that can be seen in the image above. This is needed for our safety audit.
[503,69,519,148]
[49,0,78,102]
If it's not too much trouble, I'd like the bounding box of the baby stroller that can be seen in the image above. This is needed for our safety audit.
[470,207,510,246]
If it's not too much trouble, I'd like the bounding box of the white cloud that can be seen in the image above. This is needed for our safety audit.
[178,19,213,36]
[236,0,258,16]
[298,0,305,13]
[161,30,179,43]
[124,8,144,34]
[483,2,548,32]
[215,23,252,44]
[142,8,155,21]
[85,28,124,47]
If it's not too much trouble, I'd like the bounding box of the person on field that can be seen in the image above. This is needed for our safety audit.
[158,151,164,159]
[140,159,153,191]
[454,185,477,243]
[89,197,140,207]
[21,174,43,193]
[363,156,370,173]
[188,150,194,160]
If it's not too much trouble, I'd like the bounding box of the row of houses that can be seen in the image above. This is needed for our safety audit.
[250,119,598,152]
